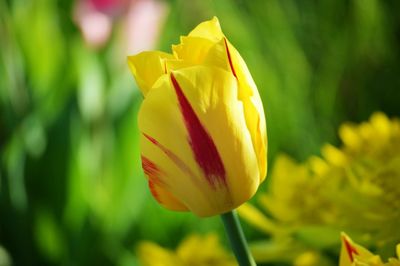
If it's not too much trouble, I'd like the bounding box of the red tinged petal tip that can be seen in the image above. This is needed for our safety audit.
[224,38,237,78]
[142,155,163,203]
[342,235,359,262]
[148,179,161,203]
[170,73,227,189]
[141,156,160,181]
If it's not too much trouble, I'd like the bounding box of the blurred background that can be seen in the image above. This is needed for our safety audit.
[1,0,400,265]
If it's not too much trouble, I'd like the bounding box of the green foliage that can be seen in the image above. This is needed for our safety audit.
[0,0,399,265]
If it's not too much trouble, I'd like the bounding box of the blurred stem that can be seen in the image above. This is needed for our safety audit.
[221,210,256,266]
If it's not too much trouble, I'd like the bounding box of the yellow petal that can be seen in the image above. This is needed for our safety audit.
[226,39,267,182]
[139,75,211,216]
[138,66,260,216]
[339,233,375,266]
[396,244,400,259]
[321,144,347,166]
[370,112,391,138]
[294,251,325,266]
[164,59,193,72]
[127,51,174,96]
[259,155,307,222]
[137,241,182,266]
[205,38,268,182]
[172,66,260,214]
[308,156,329,176]
[339,123,362,150]
[141,155,188,210]
[242,96,268,182]
[237,203,278,235]
[188,16,224,42]
[172,36,215,65]
[170,17,224,66]
[176,234,236,266]
[147,179,188,211]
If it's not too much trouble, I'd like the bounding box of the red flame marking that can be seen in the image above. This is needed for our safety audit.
[142,156,163,203]
[170,73,226,188]
[342,235,359,262]
[143,133,198,181]
[148,179,161,203]
[224,38,237,78]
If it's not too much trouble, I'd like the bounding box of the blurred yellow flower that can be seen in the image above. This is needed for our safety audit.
[137,233,237,266]
[340,233,400,266]
[238,112,400,264]
[127,17,267,217]
[257,112,399,236]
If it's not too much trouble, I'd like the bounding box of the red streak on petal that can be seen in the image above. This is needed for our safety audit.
[342,235,359,262]
[142,156,164,203]
[224,38,237,78]
[148,180,161,203]
[170,73,226,188]
[143,133,198,182]
[163,60,167,74]
[144,133,158,145]
[141,156,159,180]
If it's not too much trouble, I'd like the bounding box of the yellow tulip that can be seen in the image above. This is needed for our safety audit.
[127,17,267,217]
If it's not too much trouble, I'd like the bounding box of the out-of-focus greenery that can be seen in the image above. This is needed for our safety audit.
[0,0,399,265]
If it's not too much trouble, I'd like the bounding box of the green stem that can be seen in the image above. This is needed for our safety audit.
[221,210,256,266]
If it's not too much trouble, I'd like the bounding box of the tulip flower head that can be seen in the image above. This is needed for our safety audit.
[128,17,267,217]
